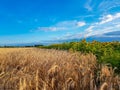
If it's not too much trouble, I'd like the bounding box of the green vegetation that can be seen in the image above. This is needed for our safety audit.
[39,40,120,73]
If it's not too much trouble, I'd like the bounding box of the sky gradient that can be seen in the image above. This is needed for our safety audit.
[0,0,120,45]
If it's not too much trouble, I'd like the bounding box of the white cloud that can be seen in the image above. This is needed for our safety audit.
[84,0,92,11]
[75,15,94,19]
[57,12,120,40]
[36,27,67,31]
[116,24,120,27]
[77,22,86,27]
[32,20,86,32]
[99,15,113,24]
[83,13,120,38]
[85,26,94,32]
[56,20,86,28]
[64,32,72,37]
[100,13,120,24]
[56,20,77,27]
[59,33,83,40]
[98,0,120,12]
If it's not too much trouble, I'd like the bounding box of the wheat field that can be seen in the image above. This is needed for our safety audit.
[0,48,119,90]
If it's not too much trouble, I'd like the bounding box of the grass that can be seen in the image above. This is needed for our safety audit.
[0,48,119,90]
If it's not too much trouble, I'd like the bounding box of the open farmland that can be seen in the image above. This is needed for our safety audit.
[0,48,120,90]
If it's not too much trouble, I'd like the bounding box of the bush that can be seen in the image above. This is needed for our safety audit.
[39,40,120,73]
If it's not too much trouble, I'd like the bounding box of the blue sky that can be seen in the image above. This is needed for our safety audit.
[0,0,120,44]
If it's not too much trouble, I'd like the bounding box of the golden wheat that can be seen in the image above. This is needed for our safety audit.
[0,48,119,90]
